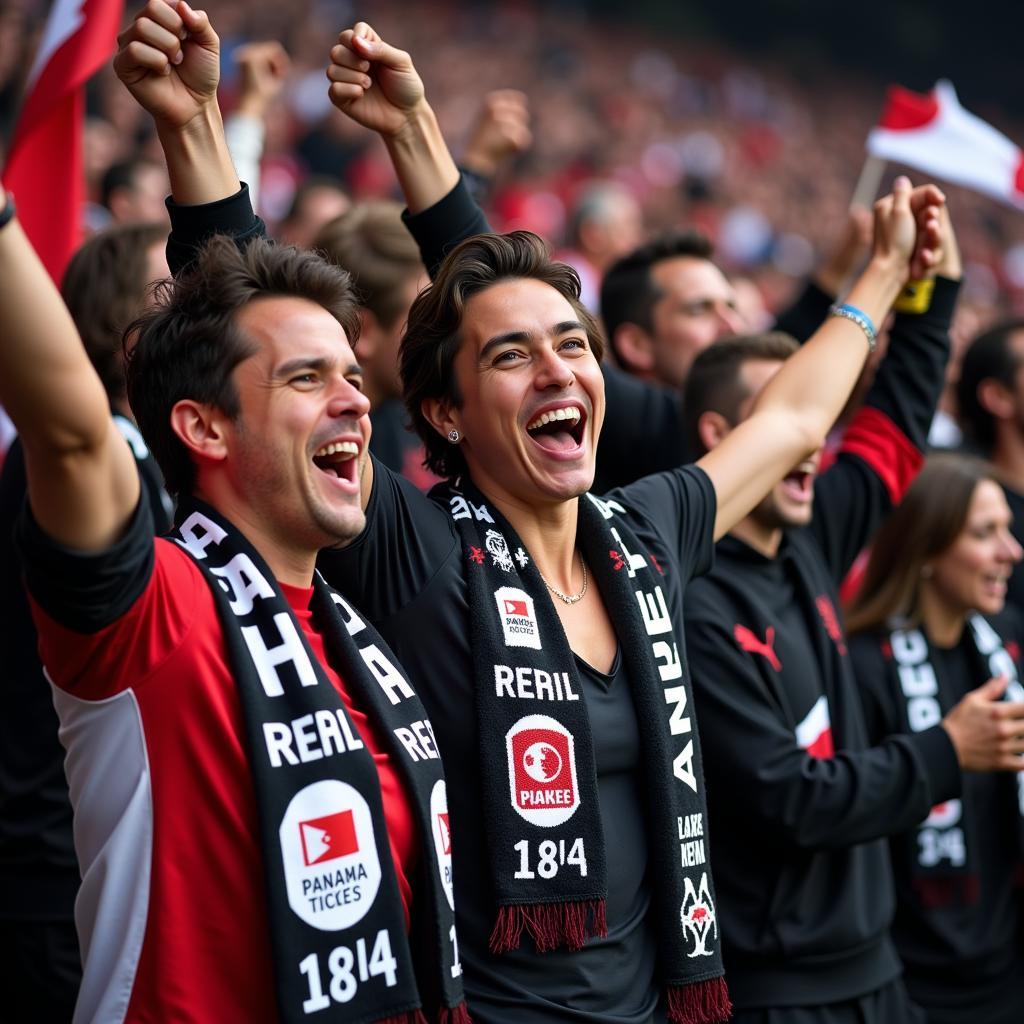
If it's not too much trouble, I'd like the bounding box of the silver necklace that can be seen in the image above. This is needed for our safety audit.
[538,553,588,605]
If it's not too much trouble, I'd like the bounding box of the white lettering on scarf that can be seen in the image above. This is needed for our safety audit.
[892,625,964,866]
[263,710,366,766]
[360,645,416,705]
[243,614,319,697]
[585,496,698,793]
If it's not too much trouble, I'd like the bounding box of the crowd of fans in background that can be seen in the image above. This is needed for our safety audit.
[2,2,1024,1022]
[4,0,1024,334]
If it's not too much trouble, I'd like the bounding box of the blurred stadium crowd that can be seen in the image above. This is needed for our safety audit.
[4,0,1024,338]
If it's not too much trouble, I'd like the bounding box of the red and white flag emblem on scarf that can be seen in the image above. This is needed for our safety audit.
[2,0,124,282]
[795,695,834,759]
[867,80,1024,210]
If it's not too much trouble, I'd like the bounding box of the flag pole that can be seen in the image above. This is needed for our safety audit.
[851,154,886,210]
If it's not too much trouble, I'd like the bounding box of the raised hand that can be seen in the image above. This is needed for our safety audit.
[463,90,533,178]
[942,675,1024,772]
[234,41,291,119]
[113,0,220,130]
[326,23,424,137]
[870,176,945,283]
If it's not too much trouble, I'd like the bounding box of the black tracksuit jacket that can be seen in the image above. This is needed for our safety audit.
[683,277,963,1010]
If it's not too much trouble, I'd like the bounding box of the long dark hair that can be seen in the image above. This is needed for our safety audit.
[845,454,1001,634]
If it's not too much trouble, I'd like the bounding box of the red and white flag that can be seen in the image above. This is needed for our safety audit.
[2,0,124,283]
[867,80,1024,210]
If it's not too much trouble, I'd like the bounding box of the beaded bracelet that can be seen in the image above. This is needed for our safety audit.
[829,302,877,352]
[0,192,15,232]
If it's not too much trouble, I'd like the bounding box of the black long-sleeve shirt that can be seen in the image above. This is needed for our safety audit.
[683,277,962,1009]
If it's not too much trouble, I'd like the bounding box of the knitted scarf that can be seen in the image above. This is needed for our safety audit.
[440,478,730,1024]
[888,614,1024,884]
[172,498,469,1024]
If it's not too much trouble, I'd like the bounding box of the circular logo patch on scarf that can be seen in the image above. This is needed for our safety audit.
[506,714,580,826]
[430,780,455,910]
[279,779,383,930]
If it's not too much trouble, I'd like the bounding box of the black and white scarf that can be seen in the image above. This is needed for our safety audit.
[441,479,730,1024]
[172,498,468,1024]
[888,614,1024,882]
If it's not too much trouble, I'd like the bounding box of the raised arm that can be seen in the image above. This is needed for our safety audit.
[699,176,944,540]
[113,0,238,206]
[224,41,291,211]
[0,196,138,549]
[327,22,459,215]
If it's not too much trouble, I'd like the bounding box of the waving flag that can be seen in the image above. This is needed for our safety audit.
[2,0,124,282]
[867,80,1024,211]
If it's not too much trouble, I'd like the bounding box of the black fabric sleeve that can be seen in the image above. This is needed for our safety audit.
[810,276,959,581]
[771,279,834,343]
[686,611,962,850]
[847,632,902,744]
[609,464,717,582]
[316,457,456,622]
[165,184,267,276]
[14,486,156,634]
[858,275,958,451]
[592,362,691,493]
[401,174,491,279]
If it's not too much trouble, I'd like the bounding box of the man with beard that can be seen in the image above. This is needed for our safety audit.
[680,214,1024,1023]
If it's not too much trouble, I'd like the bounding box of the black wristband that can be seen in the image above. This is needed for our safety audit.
[0,192,15,231]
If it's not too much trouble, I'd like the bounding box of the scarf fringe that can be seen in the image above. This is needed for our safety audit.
[489,899,608,953]
[666,977,732,1024]
[376,1012,429,1024]
[437,1001,472,1023]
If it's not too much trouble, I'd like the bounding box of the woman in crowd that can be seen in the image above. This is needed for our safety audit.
[847,454,1024,1024]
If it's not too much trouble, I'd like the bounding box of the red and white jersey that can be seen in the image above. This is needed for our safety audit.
[31,538,417,1023]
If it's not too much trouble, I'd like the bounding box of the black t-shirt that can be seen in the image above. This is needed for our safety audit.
[852,624,1024,1024]
[368,398,440,492]
[318,461,716,1023]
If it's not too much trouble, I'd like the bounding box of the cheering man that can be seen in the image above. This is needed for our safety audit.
[0,9,467,1020]
[681,209,1024,1023]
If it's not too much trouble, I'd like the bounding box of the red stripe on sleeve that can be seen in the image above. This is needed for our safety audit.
[839,406,923,505]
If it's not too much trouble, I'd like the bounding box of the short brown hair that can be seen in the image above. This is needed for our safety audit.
[401,230,604,480]
[845,454,1000,634]
[61,222,167,401]
[313,201,423,328]
[683,332,799,455]
[126,236,360,496]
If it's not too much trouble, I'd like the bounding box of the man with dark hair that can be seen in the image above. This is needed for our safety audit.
[679,222,1024,1022]
[600,230,741,388]
[955,320,1024,608]
[681,332,799,454]
[99,157,170,225]
[0,7,469,1021]
[313,201,435,486]
[593,211,871,491]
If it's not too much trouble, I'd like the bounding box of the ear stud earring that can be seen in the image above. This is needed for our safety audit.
[447,429,461,444]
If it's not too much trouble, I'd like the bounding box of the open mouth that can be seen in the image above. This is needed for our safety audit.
[780,463,815,503]
[525,405,586,454]
[312,440,361,488]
